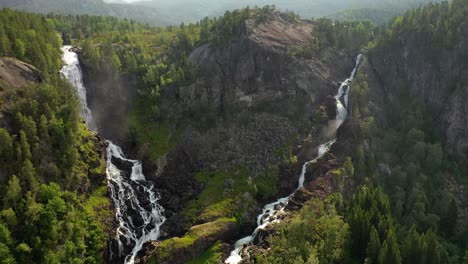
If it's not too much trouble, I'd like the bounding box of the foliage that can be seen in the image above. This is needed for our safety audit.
[0,9,62,78]
[344,2,468,261]
[186,241,225,264]
[0,10,108,264]
[328,8,398,25]
[291,18,376,57]
[256,198,349,264]
[150,218,236,262]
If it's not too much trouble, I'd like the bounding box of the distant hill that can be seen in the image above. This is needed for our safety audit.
[327,8,398,25]
[0,0,173,25]
[129,0,445,24]
[0,0,446,27]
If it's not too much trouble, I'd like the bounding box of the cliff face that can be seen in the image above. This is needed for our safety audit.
[138,14,358,263]
[166,13,350,114]
[80,57,138,142]
[154,14,353,221]
[370,34,468,156]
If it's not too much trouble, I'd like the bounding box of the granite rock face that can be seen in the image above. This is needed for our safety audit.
[370,36,468,156]
[168,13,349,114]
[147,15,355,242]
[0,57,42,88]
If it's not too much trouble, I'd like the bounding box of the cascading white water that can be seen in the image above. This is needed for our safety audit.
[60,46,95,131]
[225,54,362,264]
[60,45,166,264]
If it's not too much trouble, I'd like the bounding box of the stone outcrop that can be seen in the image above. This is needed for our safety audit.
[148,13,354,237]
[143,218,238,264]
[166,13,350,114]
[0,57,42,88]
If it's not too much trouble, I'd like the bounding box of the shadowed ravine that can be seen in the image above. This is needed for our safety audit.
[60,45,166,264]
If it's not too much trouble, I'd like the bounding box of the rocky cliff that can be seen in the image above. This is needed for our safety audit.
[369,31,468,156]
[165,13,350,114]
[136,14,358,263]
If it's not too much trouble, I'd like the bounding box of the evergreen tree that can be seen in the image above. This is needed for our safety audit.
[4,176,21,210]
[365,227,381,264]
[382,228,402,264]
[402,225,423,264]
[440,198,458,237]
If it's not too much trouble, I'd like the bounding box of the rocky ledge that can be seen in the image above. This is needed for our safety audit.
[0,57,42,88]
[141,218,238,264]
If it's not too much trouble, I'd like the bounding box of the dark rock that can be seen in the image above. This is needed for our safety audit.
[111,156,134,174]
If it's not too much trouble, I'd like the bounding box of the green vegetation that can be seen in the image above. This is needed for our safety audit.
[0,10,108,264]
[180,168,255,225]
[328,8,398,25]
[149,218,236,263]
[186,241,225,264]
[290,18,376,57]
[341,2,468,261]
[0,1,466,263]
[0,0,172,26]
[0,9,62,78]
[0,81,108,263]
[255,197,349,264]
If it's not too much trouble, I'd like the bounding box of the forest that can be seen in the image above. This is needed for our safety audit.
[0,9,109,264]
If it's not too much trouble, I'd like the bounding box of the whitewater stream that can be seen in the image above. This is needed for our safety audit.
[225,54,362,264]
[60,46,166,264]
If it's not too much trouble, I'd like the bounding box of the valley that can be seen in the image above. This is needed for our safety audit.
[0,1,467,264]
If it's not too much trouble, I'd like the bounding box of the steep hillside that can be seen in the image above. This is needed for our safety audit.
[330,0,468,262]
[0,10,112,264]
[370,0,468,156]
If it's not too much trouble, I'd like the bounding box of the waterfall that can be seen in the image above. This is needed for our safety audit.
[60,47,95,131]
[60,45,166,264]
[225,54,362,264]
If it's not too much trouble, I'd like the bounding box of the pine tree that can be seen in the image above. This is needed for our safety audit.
[440,198,458,236]
[0,128,13,169]
[384,228,402,264]
[365,227,381,264]
[423,230,441,264]
[4,175,21,210]
[403,225,422,264]
[378,241,389,264]
[13,39,25,59]
[19,130,32,162]
[21,160,39,194]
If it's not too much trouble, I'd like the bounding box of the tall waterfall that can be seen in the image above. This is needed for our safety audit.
[60,45,166,264]
[225,54,362,264]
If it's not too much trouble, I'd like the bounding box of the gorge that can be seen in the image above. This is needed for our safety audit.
[0,2,466,263]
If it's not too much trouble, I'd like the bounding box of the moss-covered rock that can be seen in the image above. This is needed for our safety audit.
[147,218,238,264]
